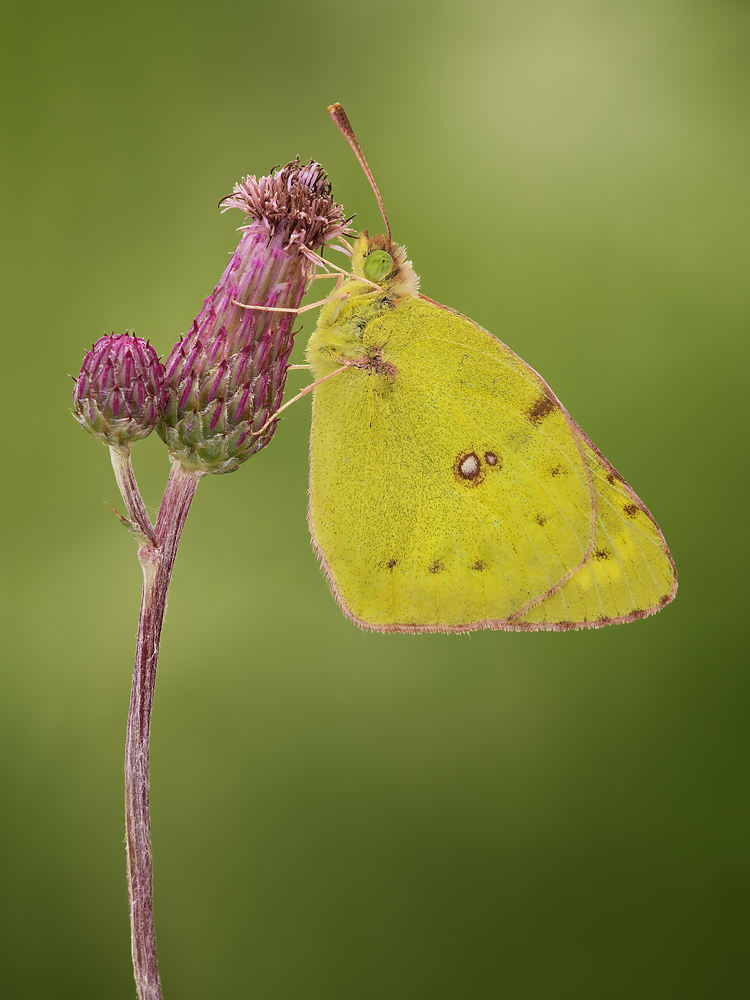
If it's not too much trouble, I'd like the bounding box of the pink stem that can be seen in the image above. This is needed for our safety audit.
[125,461,202,1000]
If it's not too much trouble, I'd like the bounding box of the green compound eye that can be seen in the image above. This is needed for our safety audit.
[363,250,394,282]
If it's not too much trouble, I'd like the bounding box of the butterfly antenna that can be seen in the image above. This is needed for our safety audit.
[328,103,391,243]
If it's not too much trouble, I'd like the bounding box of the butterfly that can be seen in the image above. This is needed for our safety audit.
[303,104,676,633]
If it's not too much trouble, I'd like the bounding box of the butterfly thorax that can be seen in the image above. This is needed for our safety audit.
[306,232,419,379]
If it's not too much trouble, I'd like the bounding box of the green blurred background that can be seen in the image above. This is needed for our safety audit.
[2,0,747,996]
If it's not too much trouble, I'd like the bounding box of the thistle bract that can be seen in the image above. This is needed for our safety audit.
[73,334,165,448]
[158,158,348,475]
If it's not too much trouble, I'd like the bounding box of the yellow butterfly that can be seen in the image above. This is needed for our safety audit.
[304,104,676,633]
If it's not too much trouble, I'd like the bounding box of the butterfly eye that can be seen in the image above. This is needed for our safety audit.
[363,250,393,282]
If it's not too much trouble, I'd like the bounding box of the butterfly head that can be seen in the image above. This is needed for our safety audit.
[351,231,420,301]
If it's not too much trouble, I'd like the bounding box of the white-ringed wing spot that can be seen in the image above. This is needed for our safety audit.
[457,452,481,479]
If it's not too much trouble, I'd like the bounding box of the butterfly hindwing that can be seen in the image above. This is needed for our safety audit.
[309,297,600,631]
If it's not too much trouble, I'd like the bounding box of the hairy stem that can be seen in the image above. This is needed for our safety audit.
[110,446,158,546]
[125,461,202,1000]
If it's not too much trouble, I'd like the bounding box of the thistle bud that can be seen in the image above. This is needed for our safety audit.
[158,158,348,475]
[73,334,165,448]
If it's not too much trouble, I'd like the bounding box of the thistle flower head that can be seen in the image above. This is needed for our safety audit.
[220,157,350,259]
[159,158,348,475]
[73,334,165,448]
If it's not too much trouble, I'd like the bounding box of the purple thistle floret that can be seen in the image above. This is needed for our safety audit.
[73,334,166,448]
[158,157,348,475]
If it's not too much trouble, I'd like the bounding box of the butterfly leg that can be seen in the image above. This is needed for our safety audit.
[250,360,353,436]
[231,293,350,314]
[300,248,383,289]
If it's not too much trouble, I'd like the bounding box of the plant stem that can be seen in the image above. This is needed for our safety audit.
[124,461,202,1000]
[109,446,159,546]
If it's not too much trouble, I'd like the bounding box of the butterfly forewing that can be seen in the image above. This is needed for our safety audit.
[514,434,677,629]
